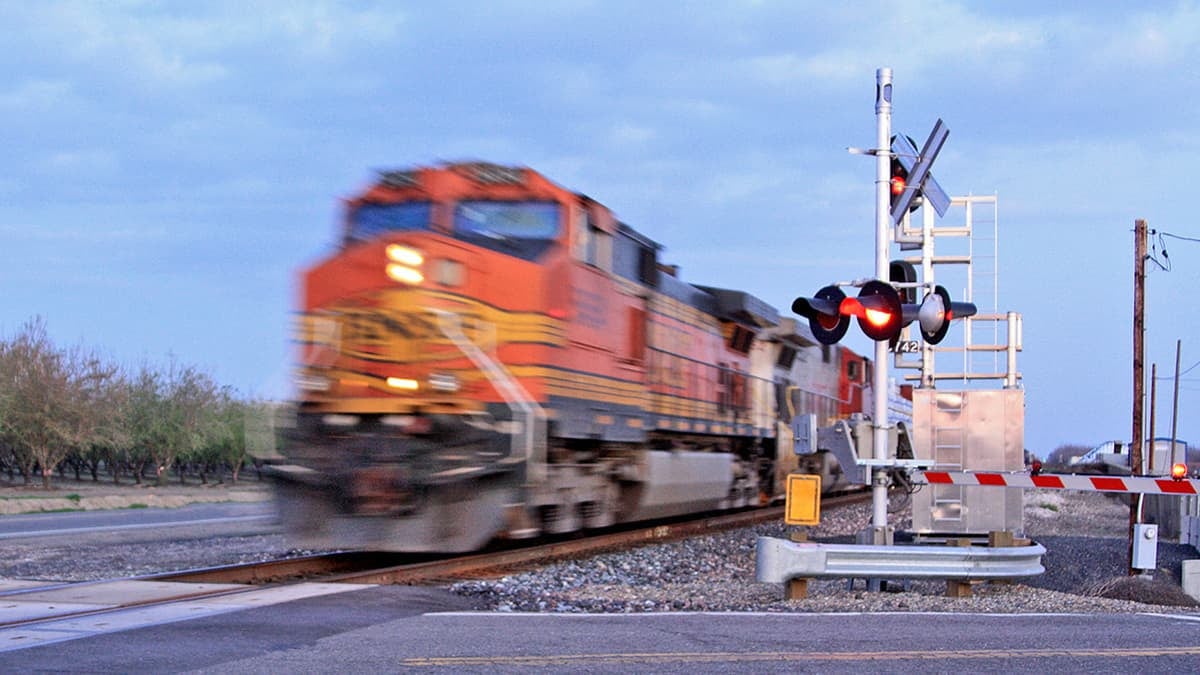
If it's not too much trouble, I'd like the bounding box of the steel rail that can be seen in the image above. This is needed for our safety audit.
[325,492,869,585]
[0,492,870,631]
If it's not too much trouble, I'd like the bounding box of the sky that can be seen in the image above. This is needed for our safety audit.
[2,1,1198,458]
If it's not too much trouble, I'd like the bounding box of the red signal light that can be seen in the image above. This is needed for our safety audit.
[1171,462,1188,480]
[838,297,894,327]
[864,307,892,327]
[840,280,903,342]
[792,285,851,345]
[890,176,906,196]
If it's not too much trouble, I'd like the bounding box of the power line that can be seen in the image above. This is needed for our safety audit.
[1153,359,1200,379]
[1146,230,1200,272]
[1160,231,1200,243]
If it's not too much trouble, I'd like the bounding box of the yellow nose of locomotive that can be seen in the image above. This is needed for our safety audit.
[293,236,482,416]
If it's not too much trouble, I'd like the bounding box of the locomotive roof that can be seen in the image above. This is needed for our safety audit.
[695,286,780,328]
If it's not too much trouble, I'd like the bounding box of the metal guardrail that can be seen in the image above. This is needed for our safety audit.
[755,536,1046,583]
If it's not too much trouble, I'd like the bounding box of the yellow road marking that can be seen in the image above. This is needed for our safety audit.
[401,645,1200,667]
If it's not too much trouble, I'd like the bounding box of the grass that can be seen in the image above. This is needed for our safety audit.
[1038,502,1060,512]
[126,503,148,509]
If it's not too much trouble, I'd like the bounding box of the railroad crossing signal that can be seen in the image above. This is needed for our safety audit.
[890,120,950,225]
[792,275,977,346]
[791,285,850,345]
[838,280,902,342]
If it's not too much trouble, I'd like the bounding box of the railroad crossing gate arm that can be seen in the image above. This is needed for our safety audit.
[913,470,1200,496]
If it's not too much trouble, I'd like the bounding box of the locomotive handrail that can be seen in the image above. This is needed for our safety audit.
[431,308,547,482]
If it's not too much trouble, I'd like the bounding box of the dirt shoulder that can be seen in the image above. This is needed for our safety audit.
[0,477,271,515]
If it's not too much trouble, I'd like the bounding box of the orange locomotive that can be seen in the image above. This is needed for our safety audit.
[271,162,871,552]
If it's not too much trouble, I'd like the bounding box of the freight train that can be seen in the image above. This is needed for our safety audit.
[269,162,879,552]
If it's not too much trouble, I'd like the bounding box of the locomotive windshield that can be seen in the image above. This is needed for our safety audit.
[453,200,561,260]
[347,202,433,243]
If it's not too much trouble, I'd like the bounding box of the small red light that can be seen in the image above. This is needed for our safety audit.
[890,176,906,196]
[1171,462,1188,480]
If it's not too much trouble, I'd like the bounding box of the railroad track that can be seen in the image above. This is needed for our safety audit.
[0,491,870,638]
[162,490,869,586]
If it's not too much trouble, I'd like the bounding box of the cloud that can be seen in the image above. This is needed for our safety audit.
[11,3,408,95]
[727,3,1049,90]
[37,149,119,174]
[609,123,657,145]
[1090,3,1200,67]
[0,79,74,111]
[274,4,406,58]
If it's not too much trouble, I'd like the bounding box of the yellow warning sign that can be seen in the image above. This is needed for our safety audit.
[784,473,821,526]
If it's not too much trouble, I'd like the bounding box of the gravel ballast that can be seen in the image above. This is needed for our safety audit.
[450,490,1200,614]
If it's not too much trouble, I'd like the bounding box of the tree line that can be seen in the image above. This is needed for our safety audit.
[0,317,272,488]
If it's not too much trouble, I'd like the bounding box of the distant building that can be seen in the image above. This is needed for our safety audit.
[1068,438,1189,476]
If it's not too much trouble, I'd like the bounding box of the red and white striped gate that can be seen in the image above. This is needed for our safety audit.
[915,470,1200,496]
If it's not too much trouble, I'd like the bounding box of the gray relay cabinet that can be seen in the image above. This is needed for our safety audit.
[911,388,1025,535]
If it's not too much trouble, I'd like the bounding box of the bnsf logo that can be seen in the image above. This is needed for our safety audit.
[297,308,494,362]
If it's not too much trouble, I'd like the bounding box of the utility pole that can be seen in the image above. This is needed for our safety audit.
[1171,340,1182,467]
[1132,218,1146,475]
[1129,218,1147,575]
[1149,363,1157,474]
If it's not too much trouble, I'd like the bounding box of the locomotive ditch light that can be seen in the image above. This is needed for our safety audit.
[1172,462,1188,480]
[839,280,902,342]
[386,377,420,391]
[792,285,850,345]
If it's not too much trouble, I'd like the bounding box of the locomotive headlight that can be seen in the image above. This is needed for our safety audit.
[429,372,460,393]
[385,244,425,284]
[386,377,420,391]
[386,244,424,266]
[386,264,424,284]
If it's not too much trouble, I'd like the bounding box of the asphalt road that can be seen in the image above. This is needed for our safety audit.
[0,501,277,540]
[2,586,1198,673]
